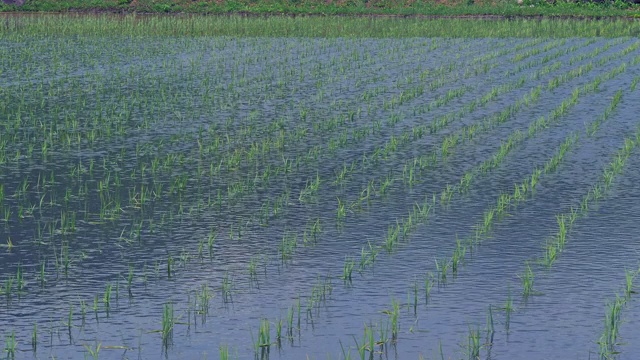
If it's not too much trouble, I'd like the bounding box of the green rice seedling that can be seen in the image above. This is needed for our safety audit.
[219,344,229,360]
[15,265,23,294]
[377,320,390,349]
[297,298,301,329]
[197,283,212,318]
[631,76,640,91]
[127,264,134,297]
[83,342,101,360]
[222,272,233,303]
[93,294,99,318]
[425,272,435,303]
[341,257,355,283]
[520,264,535,298]
[389,299,400,341]
[351,331,366,360]
[504,293,514,332]
[31,323,37,352]
[310,218,322,239]
[103,283,112,309]
[379,173,393,196]
[439,185,454,206]
[486,305,495,340]
[556,214,567,249]
[625,269,638,299]
[167,255,173,279]
[599,295,625,358]
[336,197,347,220]
[4,331,16,359]
[358,247,372,272]
[80,300,86,325]
[339,340,353,360]
[207,227,216,258]
[275,318,283,345]
[286,306,295,339]
[435,258,450,284]
[451,238,466,276]
[197,239,204,261]
[467,326,481,360]
[383,223,400,253]
[480,208,495,236]
[299,173,320,202]
[364,323,375,356]
[279,232,297,261]
[413,281,418,315]
[256,319,271,350]
[161,303,174,344]
[543,240,558,267]
[248,256,259,282]
[530,168,542,192]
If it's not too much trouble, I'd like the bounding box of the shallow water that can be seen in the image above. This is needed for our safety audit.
[0,34,639,359]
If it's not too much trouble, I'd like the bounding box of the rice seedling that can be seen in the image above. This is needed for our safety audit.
[599,295,625,358]
[520,264,535,298]
[279,232,297,262]
[435,258,450,285]
[101,284,112,316]
[254,319,271,352]
[221,272,233,303]
[66,304,73,331]
[341,257,355,283]
[503,293,514,332]
[424,272,435,304]
[196,283,212,318]
[413,281,418,315]
[126,264,134,297]
[30,322,37,353]
[4,331,16,359]
[451,238,466,276]
[248,256,259,282]
[624,269,638,299]
[161,302,174,344]
[388,299,400,341]
[486,305,495,342]
[336,197,347,221]
[275,318,283,346]
[83,342,101,360]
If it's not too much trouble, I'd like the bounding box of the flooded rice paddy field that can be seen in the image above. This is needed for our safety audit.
[1,18,640,360]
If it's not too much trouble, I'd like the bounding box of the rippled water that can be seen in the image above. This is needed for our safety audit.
[0,34,639,359]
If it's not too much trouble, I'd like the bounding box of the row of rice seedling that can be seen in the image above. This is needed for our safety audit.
[597,267,639,359]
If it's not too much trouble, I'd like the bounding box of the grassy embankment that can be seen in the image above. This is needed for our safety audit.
[1,13,640,37]
[1,0,640,17]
